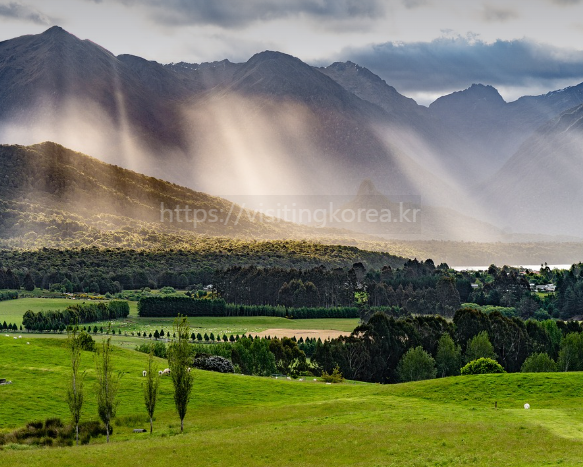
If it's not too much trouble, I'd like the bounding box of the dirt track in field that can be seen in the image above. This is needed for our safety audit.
[255,328,350,341]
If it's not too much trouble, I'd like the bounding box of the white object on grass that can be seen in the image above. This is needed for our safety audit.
[524,403,530,409]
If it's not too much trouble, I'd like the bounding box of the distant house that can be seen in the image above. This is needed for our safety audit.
[535,284,556,292]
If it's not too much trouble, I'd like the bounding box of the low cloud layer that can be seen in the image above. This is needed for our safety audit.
[341,35,583,99]
[106,0,385,28]
[0,1,53,25]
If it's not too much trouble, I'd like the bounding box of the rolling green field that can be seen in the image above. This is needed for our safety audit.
[0,298,359,338]
[0,298,85,325]
[1,337,583,465]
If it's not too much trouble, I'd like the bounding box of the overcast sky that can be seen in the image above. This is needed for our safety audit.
[2,0,583,104]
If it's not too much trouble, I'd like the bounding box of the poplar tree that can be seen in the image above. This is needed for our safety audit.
[66,329,85,446]
[95,336,120,442]
[168,316,193,433]
[144,346,160,434]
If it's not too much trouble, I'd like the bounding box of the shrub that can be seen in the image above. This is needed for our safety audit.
[44,418,63,429]
[321,365,344,383]
[397,346,437,382]
[191,343,232,359]
[0,418,110,448]
[26,421,43,431]
[192,355,234,373]
[77,332,95,352]
[461,358,505,375]
[521,353,557,373]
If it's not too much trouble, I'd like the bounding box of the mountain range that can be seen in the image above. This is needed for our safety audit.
[1,27,583,239]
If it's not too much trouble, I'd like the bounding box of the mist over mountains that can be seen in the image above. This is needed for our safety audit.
[1,26,583,240]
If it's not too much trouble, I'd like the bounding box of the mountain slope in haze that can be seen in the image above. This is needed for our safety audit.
[320,62,495,182]
[480,103,583,237]
[0,26,187,151]
[330,180,502,242]
[319,61,423,121]
[164,50,468,208]
[0,141,326,242]
[429,83,583,174]
[4,27,583,240]
[0,28,461,210]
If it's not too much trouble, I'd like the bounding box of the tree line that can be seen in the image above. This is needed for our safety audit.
[311,308,580,384]
[0,290,18,301]
[137,296,362,319]
[22,301,129,331]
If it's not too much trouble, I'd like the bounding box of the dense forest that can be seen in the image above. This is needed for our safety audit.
[213,260,583,320]
[0,243,404,293]
[2,250,583,321]
[312,309,578,383]
[215,259,490,316]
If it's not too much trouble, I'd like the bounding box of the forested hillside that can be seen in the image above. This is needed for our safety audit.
[0,142,324,242]
[0,242,405,294]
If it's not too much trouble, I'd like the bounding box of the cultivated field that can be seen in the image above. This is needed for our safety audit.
[0,298,360,342]
[1,337,583,465]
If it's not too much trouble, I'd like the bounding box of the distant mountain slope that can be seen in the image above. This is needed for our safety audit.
[429,83,583,174]
[3,27,583,240]
[320,62,491,182]
[319,61,423,121]
[328,180,502,242]
[480,103,583,236]
[0,27,186,151]
[0,29,459,209]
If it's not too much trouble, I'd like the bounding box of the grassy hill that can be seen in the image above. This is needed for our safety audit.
[1,338,583,465]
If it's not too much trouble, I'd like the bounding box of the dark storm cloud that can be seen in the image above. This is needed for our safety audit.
[402,0,429,9]
[481,6,518,22]
[0,1,53,25]
[551,0,582,5]
[341,36,583,94]
[108,0,385,28]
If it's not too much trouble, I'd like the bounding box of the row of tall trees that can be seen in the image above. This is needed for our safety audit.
[23,301,130,331]
[67,331,119,445]
[138,296,362,319]
[67,317,194,445]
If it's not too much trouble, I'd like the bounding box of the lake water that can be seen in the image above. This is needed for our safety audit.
[452,264,572,272]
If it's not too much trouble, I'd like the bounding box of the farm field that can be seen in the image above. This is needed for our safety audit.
[0,297,360,340]
[1,338,583,466]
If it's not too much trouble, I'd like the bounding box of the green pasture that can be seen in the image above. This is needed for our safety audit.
[0,298,359,345]
[0,338,583,466]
